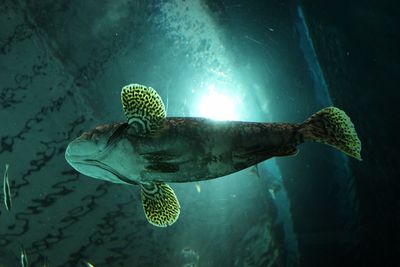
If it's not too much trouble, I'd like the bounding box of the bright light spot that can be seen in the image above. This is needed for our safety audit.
[198,85,238,120]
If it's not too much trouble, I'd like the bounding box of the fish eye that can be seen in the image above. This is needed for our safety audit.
[91,132,100,142]
[78,132,92,141]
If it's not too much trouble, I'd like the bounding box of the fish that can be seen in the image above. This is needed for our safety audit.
[195,182,201,193]
[84,261,94,267]
[20,247,28,267]
[3,163,11,211]
[43,256,49,267]
[268,188,276,200]
[65,83,362,227]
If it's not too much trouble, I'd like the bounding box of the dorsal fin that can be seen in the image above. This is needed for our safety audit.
[121,83,166,136]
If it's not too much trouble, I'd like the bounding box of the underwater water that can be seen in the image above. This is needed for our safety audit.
[0,0,398,266]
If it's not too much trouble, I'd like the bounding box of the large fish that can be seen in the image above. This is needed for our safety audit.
[65,84,361,227]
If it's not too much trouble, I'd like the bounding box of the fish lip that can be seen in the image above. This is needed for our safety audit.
[67,158,138,185]
[64,152,94,166]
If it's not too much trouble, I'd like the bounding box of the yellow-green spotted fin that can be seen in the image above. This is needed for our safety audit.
[299,107,362,160]
[121,84,166,136]
[140,182,180,227]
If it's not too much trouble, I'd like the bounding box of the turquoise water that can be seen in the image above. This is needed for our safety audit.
[1,0,388,266]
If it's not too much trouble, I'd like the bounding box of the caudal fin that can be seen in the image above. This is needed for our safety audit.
[299,107,362,160]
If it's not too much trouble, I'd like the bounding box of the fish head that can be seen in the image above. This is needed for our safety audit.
[65,122,129,183]
[66,123,120,157]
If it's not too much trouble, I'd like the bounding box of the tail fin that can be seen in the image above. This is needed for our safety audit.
[299,107,362,160]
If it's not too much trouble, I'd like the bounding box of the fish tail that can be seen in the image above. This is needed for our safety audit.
[298,107,362,160]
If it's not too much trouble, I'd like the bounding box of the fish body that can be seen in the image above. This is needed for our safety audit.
[66,118,300,185]
[65,83,361,227]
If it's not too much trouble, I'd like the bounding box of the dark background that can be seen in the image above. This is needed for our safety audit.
[299,0,399,266]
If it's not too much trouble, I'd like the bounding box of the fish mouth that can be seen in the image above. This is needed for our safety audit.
[84,159,138,185]
[68,157,137,185]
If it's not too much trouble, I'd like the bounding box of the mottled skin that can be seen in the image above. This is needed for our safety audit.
[65,117,301,185]
[66,83,361,227]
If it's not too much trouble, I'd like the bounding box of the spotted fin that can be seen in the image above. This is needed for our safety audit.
[121,84,166,136]
[299,107,362,160]
[140,182,180,227]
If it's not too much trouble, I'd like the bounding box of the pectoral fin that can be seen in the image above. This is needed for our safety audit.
[140,182,180,227]
[121,84,166,136]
